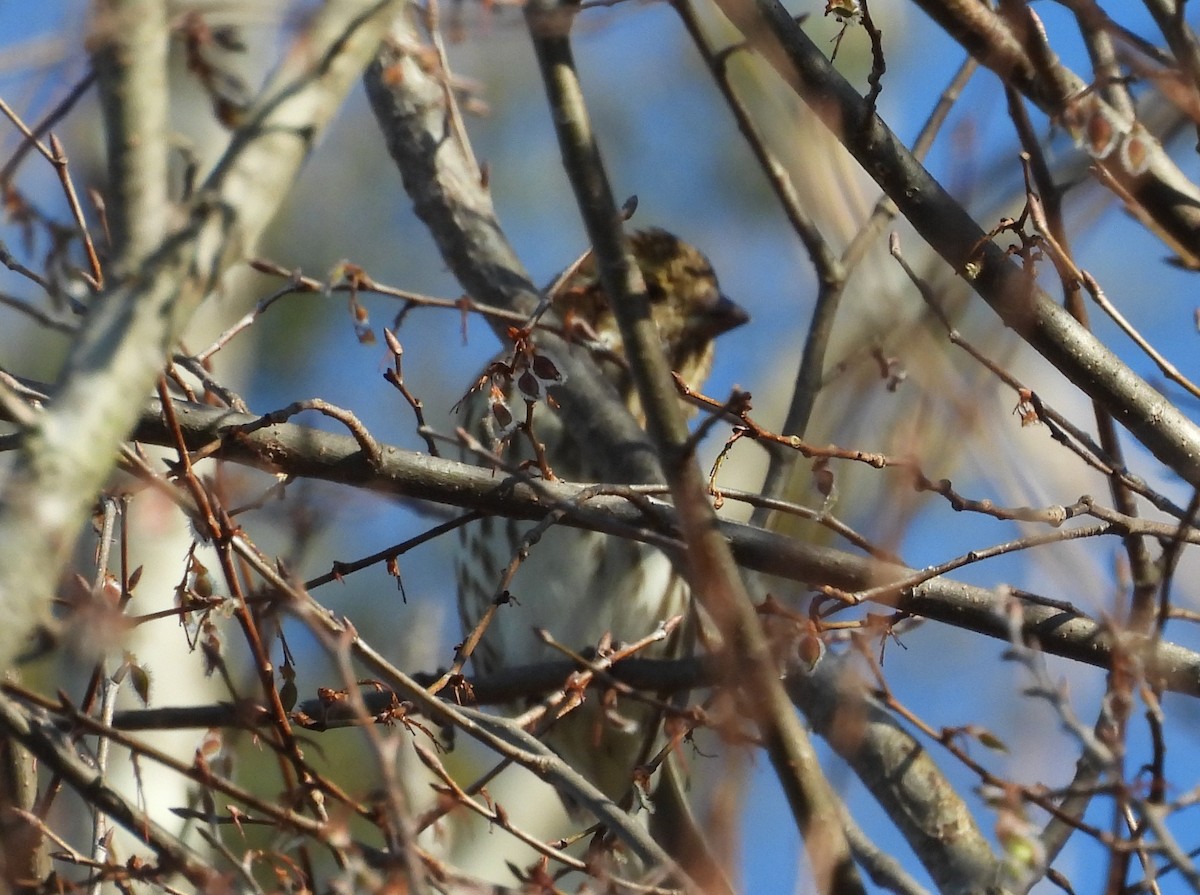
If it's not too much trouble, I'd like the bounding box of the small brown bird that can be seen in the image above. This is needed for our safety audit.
[455,228,746,804]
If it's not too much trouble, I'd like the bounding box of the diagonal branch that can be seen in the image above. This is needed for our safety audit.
[522,4,863,892]
[362,16,663,485]
[789,653,1004,895]
[910,0,1200,261]
[0,0,404,675]
[123,398,1200,701]
[710,0,1200,490]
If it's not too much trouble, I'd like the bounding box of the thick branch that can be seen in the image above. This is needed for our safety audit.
[909,0,1200,258]
[710,0,1200,488]
[0,0,403,674]
[91,0,171,275]
[523,7,862,893]
[126,399,1200,700]
[362,18,662,485]
[0,696,217,888]
[789,655,1005,895]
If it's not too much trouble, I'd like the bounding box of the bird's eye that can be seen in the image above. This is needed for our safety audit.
[645,280,667,303]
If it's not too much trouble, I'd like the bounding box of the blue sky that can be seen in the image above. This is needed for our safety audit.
[4,2,1200,892]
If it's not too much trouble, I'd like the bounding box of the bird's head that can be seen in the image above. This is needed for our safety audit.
[554,228,748,393]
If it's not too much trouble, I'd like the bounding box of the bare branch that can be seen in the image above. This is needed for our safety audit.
[120,397,1200,700]
[0,0,404,675]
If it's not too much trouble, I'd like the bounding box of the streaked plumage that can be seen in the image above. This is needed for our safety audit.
[455,228,746,803]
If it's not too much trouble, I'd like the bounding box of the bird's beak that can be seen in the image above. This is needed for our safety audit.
[710,293,750,335]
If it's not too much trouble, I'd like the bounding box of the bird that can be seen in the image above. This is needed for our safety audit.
[454,227,747,808]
